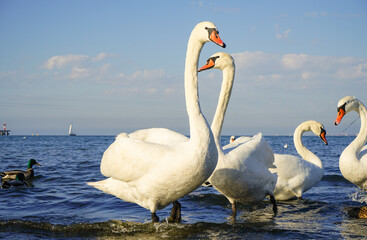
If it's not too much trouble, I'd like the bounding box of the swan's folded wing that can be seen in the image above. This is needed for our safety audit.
[225,133,275,169]
[360,145,367,161]
[222,136,252,151]
[271,154,304,180]
[129,128,188,145]
[100,133,173,182]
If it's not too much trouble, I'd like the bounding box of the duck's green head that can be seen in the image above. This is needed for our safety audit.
[28,159,41,169]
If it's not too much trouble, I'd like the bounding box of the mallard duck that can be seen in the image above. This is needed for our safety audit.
[1,159,41,180]
[1,173,29,189]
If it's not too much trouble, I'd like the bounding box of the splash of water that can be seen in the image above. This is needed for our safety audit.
[349,188,367,204]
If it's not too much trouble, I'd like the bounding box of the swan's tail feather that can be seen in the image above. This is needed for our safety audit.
[87,179,111,192]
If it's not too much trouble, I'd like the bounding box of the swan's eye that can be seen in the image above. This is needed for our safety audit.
[207,56,220,65]
[212,56,220,62]
[320,127,326,135]
[337,103,346,113]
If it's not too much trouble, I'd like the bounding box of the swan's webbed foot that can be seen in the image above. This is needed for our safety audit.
[270,194,278,215]
[167,201,181,223]
[151,212,159,222]
[231,202,237,218]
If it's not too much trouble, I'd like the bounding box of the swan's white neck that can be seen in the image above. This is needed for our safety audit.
[347,101,367,158]
[211,67,235,143]
[293,123,323,168]
[184,33,209,141]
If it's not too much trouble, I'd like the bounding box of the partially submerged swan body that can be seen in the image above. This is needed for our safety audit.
[270,120,328,200]
[334,96,367,190]
[87,21,225,222]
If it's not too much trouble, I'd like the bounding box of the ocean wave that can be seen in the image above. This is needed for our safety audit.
[0,219,308,239]
[349,189,367,204]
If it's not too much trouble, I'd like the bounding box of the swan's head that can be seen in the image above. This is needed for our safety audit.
[193,21,226,48]
[230,135,236,143]
[334,96,359,125]
[309,121,328,145]
[300,120,328,145]
[198,52,234,72]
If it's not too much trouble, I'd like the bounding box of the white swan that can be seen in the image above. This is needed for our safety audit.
[87,21,226,222]
[334,96,367,190]
[270,120,328,200]
[198,52,277,216]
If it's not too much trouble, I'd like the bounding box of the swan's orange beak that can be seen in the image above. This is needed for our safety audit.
[209,30,226,48]
[334,108,346,125]
[320,131,328,145]
[198,58,215,72]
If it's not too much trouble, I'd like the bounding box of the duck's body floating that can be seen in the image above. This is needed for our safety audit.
[1,173,28,189]
[1,159,41,181]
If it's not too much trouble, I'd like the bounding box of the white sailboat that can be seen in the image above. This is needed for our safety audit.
[69,124,76,136]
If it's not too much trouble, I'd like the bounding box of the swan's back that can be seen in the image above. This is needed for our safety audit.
[129,128,189,145]
[223,136,252,150]
[210,133,276,204]
[225,133,274,169]
[100,133,171,182]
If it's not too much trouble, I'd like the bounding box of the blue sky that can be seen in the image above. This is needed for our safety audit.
[1,0,366,135]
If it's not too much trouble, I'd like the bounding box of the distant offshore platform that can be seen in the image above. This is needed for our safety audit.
[1,122,10,136]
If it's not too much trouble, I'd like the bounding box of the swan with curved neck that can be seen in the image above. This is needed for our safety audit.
[270,120,328,200]
[198,52,277,216]
[87,21,225,223]
[334,96,367,190]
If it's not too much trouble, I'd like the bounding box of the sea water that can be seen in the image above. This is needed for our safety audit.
[1,135,367,239]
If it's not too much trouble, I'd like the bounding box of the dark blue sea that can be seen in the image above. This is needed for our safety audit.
[1,135,367,239]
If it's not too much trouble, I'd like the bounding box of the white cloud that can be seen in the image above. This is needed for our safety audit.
[92,52,109,62]
[42,54,89,70]
[39,53,120,81]
[232,51,367,92]
[165,88,176,94]
[70,67,90,79]
[104,68,178,96]
[41,52,113,70]
[100,63,112,73]
[192,1,203,8]
[276,29,291,40]
[129,69,166,81]
[305,11,328,17]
